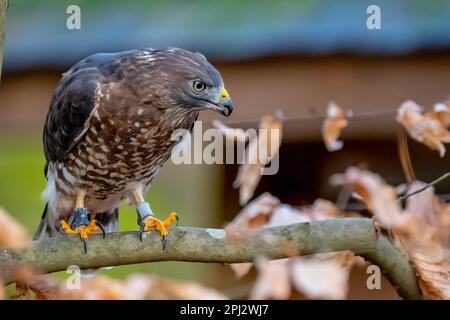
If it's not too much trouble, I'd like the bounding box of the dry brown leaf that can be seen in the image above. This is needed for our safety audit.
[226,192,280,230]
[226,193,280,276]
[401,182,450,299]
[334,168,450,299]
[330,167,410,233]
[307,199,340,220]
[289,200,363,300]
[0,207,29,250]
[123,274,228,300]
[234,161,262,206]
[228,193,361,299]
[212,119,248,143]
[403,181,435,226]
[229,263,253,279]
[69,276,125,300]
[265,204,310,228]
[13,272,228,300]
[408,246,450,300]
[21,274,61,300]
[9,268,63,300]
[332,250,366,269]
[150,277,228,300]
[225,194,307,256]
[431,195,450,244]
[17,274,132,300]
[395,181,450,249]
[250,257,291,300]
[397,100,450,157]
[227,197,314,280]
[121,274,153,299]
[291,257,350,299]
[233,113,283,205]
[249,252,360,300]
[430,102,450,128]
[321,102,351,152]
[31,275,125,300]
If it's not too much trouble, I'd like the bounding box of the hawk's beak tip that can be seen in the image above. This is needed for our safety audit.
[219,98,233,117]
[206,87,233,117]
[219,87,233,117]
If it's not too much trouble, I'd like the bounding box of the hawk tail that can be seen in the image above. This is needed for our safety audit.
[33,203,53,240]
[94,207,119,234]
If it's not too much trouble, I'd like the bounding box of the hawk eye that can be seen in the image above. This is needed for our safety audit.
[192,81,207,92]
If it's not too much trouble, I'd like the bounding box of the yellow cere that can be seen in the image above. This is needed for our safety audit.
[221,87,229,99]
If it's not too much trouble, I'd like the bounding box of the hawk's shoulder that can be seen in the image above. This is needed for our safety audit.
[43,52,132,171]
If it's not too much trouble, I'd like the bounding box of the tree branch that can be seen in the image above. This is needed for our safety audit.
[0,218,421,299]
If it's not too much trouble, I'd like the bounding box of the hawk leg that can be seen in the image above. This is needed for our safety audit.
[133,190,178,250]
[59,192,106,253]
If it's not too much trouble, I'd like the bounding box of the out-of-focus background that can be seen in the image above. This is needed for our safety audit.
[1,0,450,299]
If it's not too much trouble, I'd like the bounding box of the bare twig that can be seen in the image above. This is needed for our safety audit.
[221,110,395,126]
[0,218,421,299]
[399,172,450,200]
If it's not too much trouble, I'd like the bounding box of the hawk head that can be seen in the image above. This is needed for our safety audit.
[136,47,233,117]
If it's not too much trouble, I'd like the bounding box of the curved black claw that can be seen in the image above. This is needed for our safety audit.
[82,237,88,254]
[162,235,168,251]
[56,220,66,236]
[175,213,180,227]
[95,221,106,239]
[139,222,145,242]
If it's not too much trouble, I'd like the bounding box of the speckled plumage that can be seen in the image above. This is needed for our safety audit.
[34,47,231,240]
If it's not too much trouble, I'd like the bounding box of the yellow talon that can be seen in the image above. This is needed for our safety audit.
[60,219,75,234]
[59,218,105,253]
[59,218,100,236]
[164,212,178,227]
[140,212,178,249]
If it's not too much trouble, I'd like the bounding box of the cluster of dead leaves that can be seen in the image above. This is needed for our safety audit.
[214,111,284,206]
[226,166,450,300]
[0,207,31,299]
[397,100,450,157]
[332,167,450,299]
[9,273,228,300]
[225,193,365,300]
[214,99,445,211]
[321,99,450,158]
[3,263,228,300]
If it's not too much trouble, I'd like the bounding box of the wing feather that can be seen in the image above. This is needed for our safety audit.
[42,49,158,176]
[42,54,123,174]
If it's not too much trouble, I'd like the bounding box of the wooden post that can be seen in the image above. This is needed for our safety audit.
[0,0,8,82]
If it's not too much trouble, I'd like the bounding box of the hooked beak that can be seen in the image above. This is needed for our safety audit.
[206,87,233,117]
